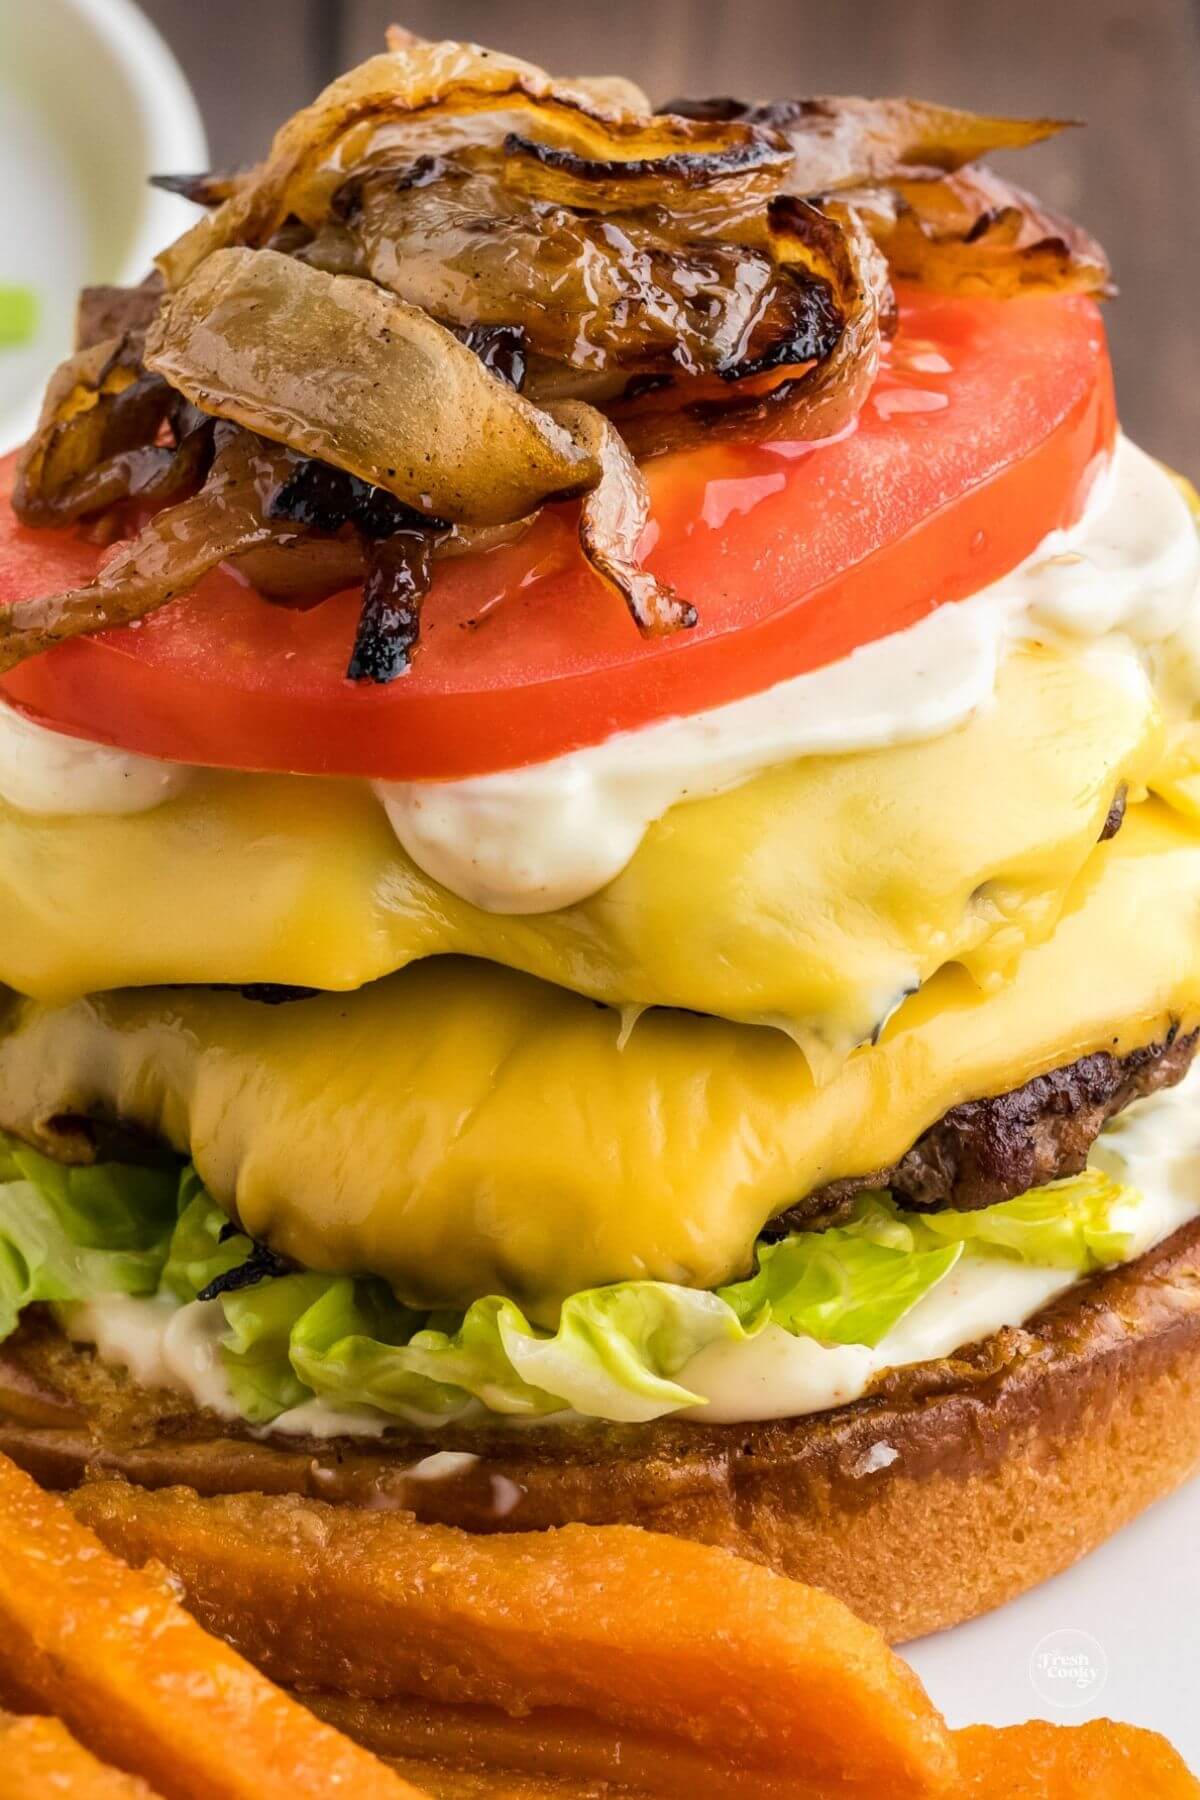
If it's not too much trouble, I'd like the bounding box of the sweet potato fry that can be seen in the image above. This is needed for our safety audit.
[72,1481,956,1797]
[953,1720,1200,1796]
[0,1713,161,1798]
[0,1455,428,1800]
[382,1764,649,1800]
[307,1690,851,1797]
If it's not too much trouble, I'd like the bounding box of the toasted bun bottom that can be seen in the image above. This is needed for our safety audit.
[3,1220,1200,1643]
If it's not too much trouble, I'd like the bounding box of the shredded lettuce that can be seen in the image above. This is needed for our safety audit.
[0,1128,1150,1426]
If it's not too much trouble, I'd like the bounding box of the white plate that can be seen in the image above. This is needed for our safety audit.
[905,1472,1200,1761]
[0,0,207,452]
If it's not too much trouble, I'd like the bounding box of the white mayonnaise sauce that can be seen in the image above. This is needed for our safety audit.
[62,1289,393,1439]
[60,1059,1200,1433]
[384,433,1199,909]
[0,699,192,815]
[66,1290,237,1414]
[2,436,1195,906]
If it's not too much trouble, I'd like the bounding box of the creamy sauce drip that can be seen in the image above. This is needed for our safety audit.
[2,436,1196,910]
[375,434,1200,910]
[61,1060,1200,1432]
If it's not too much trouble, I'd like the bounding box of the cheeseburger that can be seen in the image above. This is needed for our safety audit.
[0,34,1198,1643]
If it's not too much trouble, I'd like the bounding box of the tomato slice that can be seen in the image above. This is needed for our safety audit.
[0,289,1114,780]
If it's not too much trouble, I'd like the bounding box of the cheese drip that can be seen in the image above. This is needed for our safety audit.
[0,640,1169,1058]
[2,803,1199,1317]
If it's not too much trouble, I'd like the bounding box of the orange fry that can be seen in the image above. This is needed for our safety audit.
[0,1455,428,1800]
[381,1769,648,1800]
[954,1720,1200,1796]
[0,1713,160,1798]
[308,1689,859,1797]
[73,1481,956,1797]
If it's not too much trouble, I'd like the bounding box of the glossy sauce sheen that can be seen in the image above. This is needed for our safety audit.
[0,291,1115,777]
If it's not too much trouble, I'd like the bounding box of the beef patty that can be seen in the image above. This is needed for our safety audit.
[773,1026,1198,1234]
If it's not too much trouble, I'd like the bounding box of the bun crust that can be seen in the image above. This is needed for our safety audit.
[5,1219,1200,1643]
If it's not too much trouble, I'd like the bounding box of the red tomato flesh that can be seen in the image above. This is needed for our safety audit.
[0,289,1115,780]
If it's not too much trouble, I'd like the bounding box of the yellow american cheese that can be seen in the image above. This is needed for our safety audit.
[0,641,1166,1058]
[2,802,1198,1317]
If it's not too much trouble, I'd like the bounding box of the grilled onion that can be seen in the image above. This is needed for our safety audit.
[74,275,164,352]
[157,39,777,288]
[347,528,445,682]
[661,94,1069,189]
[144,247,599,524]
[664,94,1109,297]
[326,147,833,382]
[500,131,791,212]
[150,169,248,208]
[6,34,1113,683]
[856,166,1111,297]
[13,335,211,528]
[546,400,694,635]
[0,429,301,674]
[615,202,888,460]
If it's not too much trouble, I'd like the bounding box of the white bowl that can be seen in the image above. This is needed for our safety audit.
[0,0,208,451]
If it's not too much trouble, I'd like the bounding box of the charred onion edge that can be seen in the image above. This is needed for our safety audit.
[346,528,447,682]
[616,199,887,460]
[500,132,791,187]
[155,44,786,288]
[658,93,1072,184]
[150,169,249,208]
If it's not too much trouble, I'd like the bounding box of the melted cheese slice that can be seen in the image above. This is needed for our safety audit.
[3,802,1198,1318]
[0,641,1167,1057]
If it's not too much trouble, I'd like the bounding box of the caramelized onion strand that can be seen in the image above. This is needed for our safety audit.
[0,430,299,675]
[145,247,599,525]
[660,94,1071,188]
[347,529,445,682]
[547,400,695,636]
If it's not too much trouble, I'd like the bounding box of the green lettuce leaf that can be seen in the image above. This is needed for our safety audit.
[221,1272,339,1421]
[0,1130,178,1338]
[287,1280,534,1422]
[283,1279,749,1424]
[162,1169,252,1301]
[150,1182,962,1426]
[718,1217,962,1347]
[230,1207,961,1425]
[0,1132,1155,1429]
[918,1170,1141,1270]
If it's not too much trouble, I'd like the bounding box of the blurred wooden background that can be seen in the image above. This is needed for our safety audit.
[144,0,1200,476]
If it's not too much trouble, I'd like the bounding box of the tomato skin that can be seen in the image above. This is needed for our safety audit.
[0,290,1115,781]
